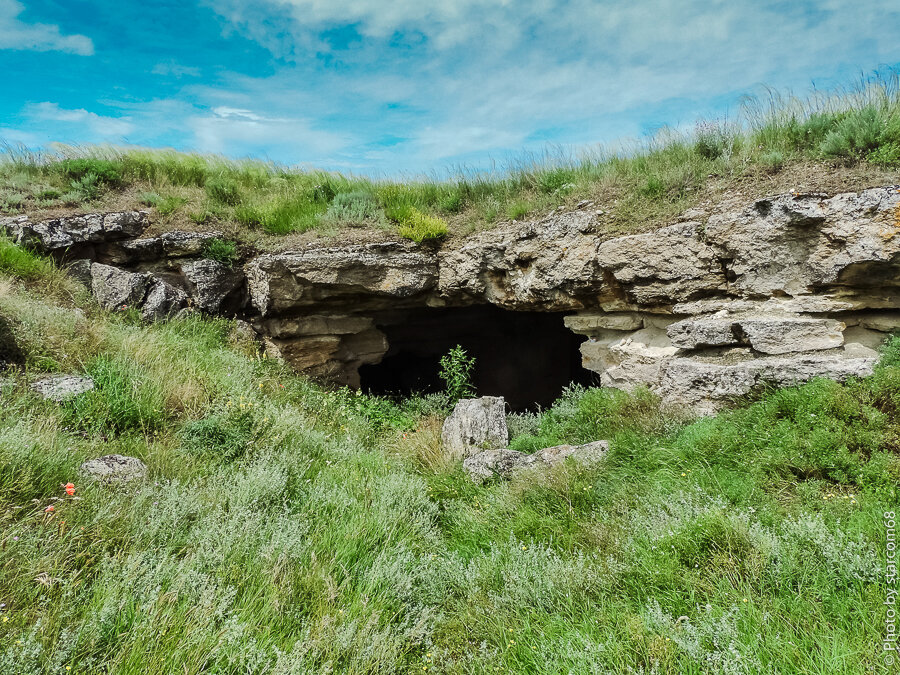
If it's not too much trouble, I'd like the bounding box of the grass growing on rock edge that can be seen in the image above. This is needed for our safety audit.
[3,71,900,249]
[0,239,896,673]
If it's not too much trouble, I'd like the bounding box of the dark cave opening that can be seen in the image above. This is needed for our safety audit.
[358,305,596,411]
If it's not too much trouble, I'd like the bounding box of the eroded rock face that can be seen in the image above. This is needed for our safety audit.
[437,212,606,310]
[13,185,900,411]
[247,243,438,315]
[441,396,509,460]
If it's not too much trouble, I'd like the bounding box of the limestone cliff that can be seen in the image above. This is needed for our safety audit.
[5,184,900,411]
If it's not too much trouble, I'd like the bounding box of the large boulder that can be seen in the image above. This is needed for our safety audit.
[441,396,509,460]
[90,263,149,310]
[181,258,244,314]
[141,277,189,321]
[79,454,148,483]
[656,351,877,415]
[463,440,609,483]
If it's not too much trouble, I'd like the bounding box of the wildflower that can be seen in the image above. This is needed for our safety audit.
[259,383,263,388]
[45,505,54,513]
[742,598,748,603]
[65,483,75,496]
[2,616,7,623]
[681,472,686,477]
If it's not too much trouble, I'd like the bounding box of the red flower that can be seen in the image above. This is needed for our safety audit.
[44,505,54,513]
[65,483,75,496]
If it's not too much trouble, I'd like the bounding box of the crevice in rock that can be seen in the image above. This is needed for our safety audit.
[358,306,596,411]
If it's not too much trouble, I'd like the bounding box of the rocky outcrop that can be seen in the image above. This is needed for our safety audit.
[6,185,900,411]
[0,211,148,254]
[441,396,509,459]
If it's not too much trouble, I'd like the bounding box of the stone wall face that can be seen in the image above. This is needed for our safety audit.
[5,184,900,412]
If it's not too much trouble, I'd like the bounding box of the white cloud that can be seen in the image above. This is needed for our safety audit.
[187,106,350,159]
[197,0,900,171]
[0,0,93,55]
[26,102,133,138]
[151,61,201,78]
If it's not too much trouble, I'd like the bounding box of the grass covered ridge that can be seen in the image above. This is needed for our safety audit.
[0,240,897,673]
[3,73,900,249]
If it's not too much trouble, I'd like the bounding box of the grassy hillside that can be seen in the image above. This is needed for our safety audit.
[0,238,896,673]
[3,74,900,250]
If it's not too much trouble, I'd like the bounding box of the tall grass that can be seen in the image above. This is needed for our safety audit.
[0,241,895,672]
[3,72,900,242]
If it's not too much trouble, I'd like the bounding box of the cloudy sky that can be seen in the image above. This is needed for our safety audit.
[2,0,900,175]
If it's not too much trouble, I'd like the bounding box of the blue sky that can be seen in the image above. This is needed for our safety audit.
[2,0,900,176]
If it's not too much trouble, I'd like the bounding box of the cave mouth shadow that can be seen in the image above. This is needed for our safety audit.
[358,305,596,412]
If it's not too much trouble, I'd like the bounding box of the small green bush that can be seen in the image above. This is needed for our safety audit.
[205,177,242,205]
[867,143,900,167]
[759,149,786,171]
[536,168,576,195]
[439,344,475,402]
[387,204,448,242]
[506,199,531,220]
[68,172,103,201]
[819,107,886,159]
[202,238,238,267]
[139,191,187,215]
[53,158,123,186]
[782,112,844,151]
[348,392,417,432]
[236,194,326,234]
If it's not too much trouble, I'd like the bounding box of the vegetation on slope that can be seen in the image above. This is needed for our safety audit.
[0,240,896,673]
[3,73,900,249]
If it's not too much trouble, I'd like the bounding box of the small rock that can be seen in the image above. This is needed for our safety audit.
[463,440,609,483]
[31,375,94,402]
[441,396,508,460]
[79,454,148,483]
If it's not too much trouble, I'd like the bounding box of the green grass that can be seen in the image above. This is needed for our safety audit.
[201,237,238,267]
[0,240,895,673]
[3,72,900,244]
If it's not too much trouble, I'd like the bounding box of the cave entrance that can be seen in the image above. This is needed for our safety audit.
[358,306,595,411]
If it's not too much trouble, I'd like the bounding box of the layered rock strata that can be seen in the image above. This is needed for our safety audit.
[4,184,900,411]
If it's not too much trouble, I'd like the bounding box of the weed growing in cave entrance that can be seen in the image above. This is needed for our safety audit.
[439,344,475,402]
